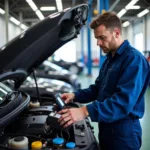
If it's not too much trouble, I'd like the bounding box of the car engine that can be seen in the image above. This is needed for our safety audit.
[0,91,99,150]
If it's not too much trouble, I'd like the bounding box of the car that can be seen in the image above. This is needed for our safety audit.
[20,76,75,97]
[51,55,84,74]
[0,4,99,150]
[36,60,81,90]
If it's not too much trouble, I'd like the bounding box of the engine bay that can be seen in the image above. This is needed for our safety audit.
[0,92,98,150]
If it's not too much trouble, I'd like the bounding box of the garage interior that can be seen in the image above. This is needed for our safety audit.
[0,0,150,150]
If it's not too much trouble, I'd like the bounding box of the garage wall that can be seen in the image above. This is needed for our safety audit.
[146,13,150,50]
[0,16,6,47]
[122,23,134,46]
[8,21,21,41]
[122,21,143,48]
[75,25,100,60]
[0,15,21,47]
[123,12,150,51]
[75,27,87,60]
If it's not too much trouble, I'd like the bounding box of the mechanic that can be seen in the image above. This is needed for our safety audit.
[58,12,150,150]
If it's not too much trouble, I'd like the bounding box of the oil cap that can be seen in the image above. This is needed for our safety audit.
[31,141,42,149]
[52,138,64,145]
[66,142,76,149]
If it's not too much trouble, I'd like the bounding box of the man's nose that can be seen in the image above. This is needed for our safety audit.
[97,39,102,46]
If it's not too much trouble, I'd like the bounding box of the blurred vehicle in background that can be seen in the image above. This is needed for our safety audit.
[36,61,81,90]
[50,55,84,74]
[19,76,75,97]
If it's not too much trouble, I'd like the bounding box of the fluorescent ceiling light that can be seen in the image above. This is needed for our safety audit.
[117,9,127,18]
[10,17,20,25]
[137,9,149,17]
[125,0,139,8]
[125,5,140,10]
[40,6,56,11]
[26,0,38,11]
[21,24,28,30]
[0,8,5,14]
[26,0,44,20]
[35,10,45,20]
[123,21,130,27]
[56,0,63,12]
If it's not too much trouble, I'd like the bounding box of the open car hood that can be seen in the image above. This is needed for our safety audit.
[0,4,88,88]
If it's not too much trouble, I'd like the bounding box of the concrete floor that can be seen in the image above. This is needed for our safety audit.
[78,67,150,150]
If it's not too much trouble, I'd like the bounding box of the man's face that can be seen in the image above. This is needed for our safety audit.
[94,24,119,54]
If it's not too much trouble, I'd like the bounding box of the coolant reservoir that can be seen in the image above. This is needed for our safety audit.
[8,136,28,149]
[52,137,64,149]
[31,141,42,150]
[66,142,76,149]
[29,101,40,108]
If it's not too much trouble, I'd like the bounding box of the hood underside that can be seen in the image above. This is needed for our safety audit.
[0,4,88,88]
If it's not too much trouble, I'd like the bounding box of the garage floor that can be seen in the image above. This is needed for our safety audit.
[78,67,150,150]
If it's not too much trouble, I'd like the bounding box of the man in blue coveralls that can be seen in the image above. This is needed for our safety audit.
[58,12,150,150]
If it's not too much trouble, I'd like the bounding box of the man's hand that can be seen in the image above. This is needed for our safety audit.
[58,106,89,128]
[61,93,75,104]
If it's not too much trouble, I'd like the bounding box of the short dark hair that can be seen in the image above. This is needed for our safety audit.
[90,12,122,32]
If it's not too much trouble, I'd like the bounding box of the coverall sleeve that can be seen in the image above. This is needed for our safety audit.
[86,55,150,122]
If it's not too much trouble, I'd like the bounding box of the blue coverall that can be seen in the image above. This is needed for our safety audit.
[74,40,150,150]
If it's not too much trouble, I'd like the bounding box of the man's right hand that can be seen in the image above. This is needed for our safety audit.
[61,93,75,104]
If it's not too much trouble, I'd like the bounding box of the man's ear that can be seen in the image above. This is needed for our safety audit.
[114,28,120,38]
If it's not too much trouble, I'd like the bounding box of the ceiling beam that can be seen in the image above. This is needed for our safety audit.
[13,7,36,12]
[10,0,20,9]
[109,0,120,11]
[23,18,40,23]
[121,16,137,21]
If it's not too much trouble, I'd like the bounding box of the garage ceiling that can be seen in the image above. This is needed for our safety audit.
[0,0,149,27]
